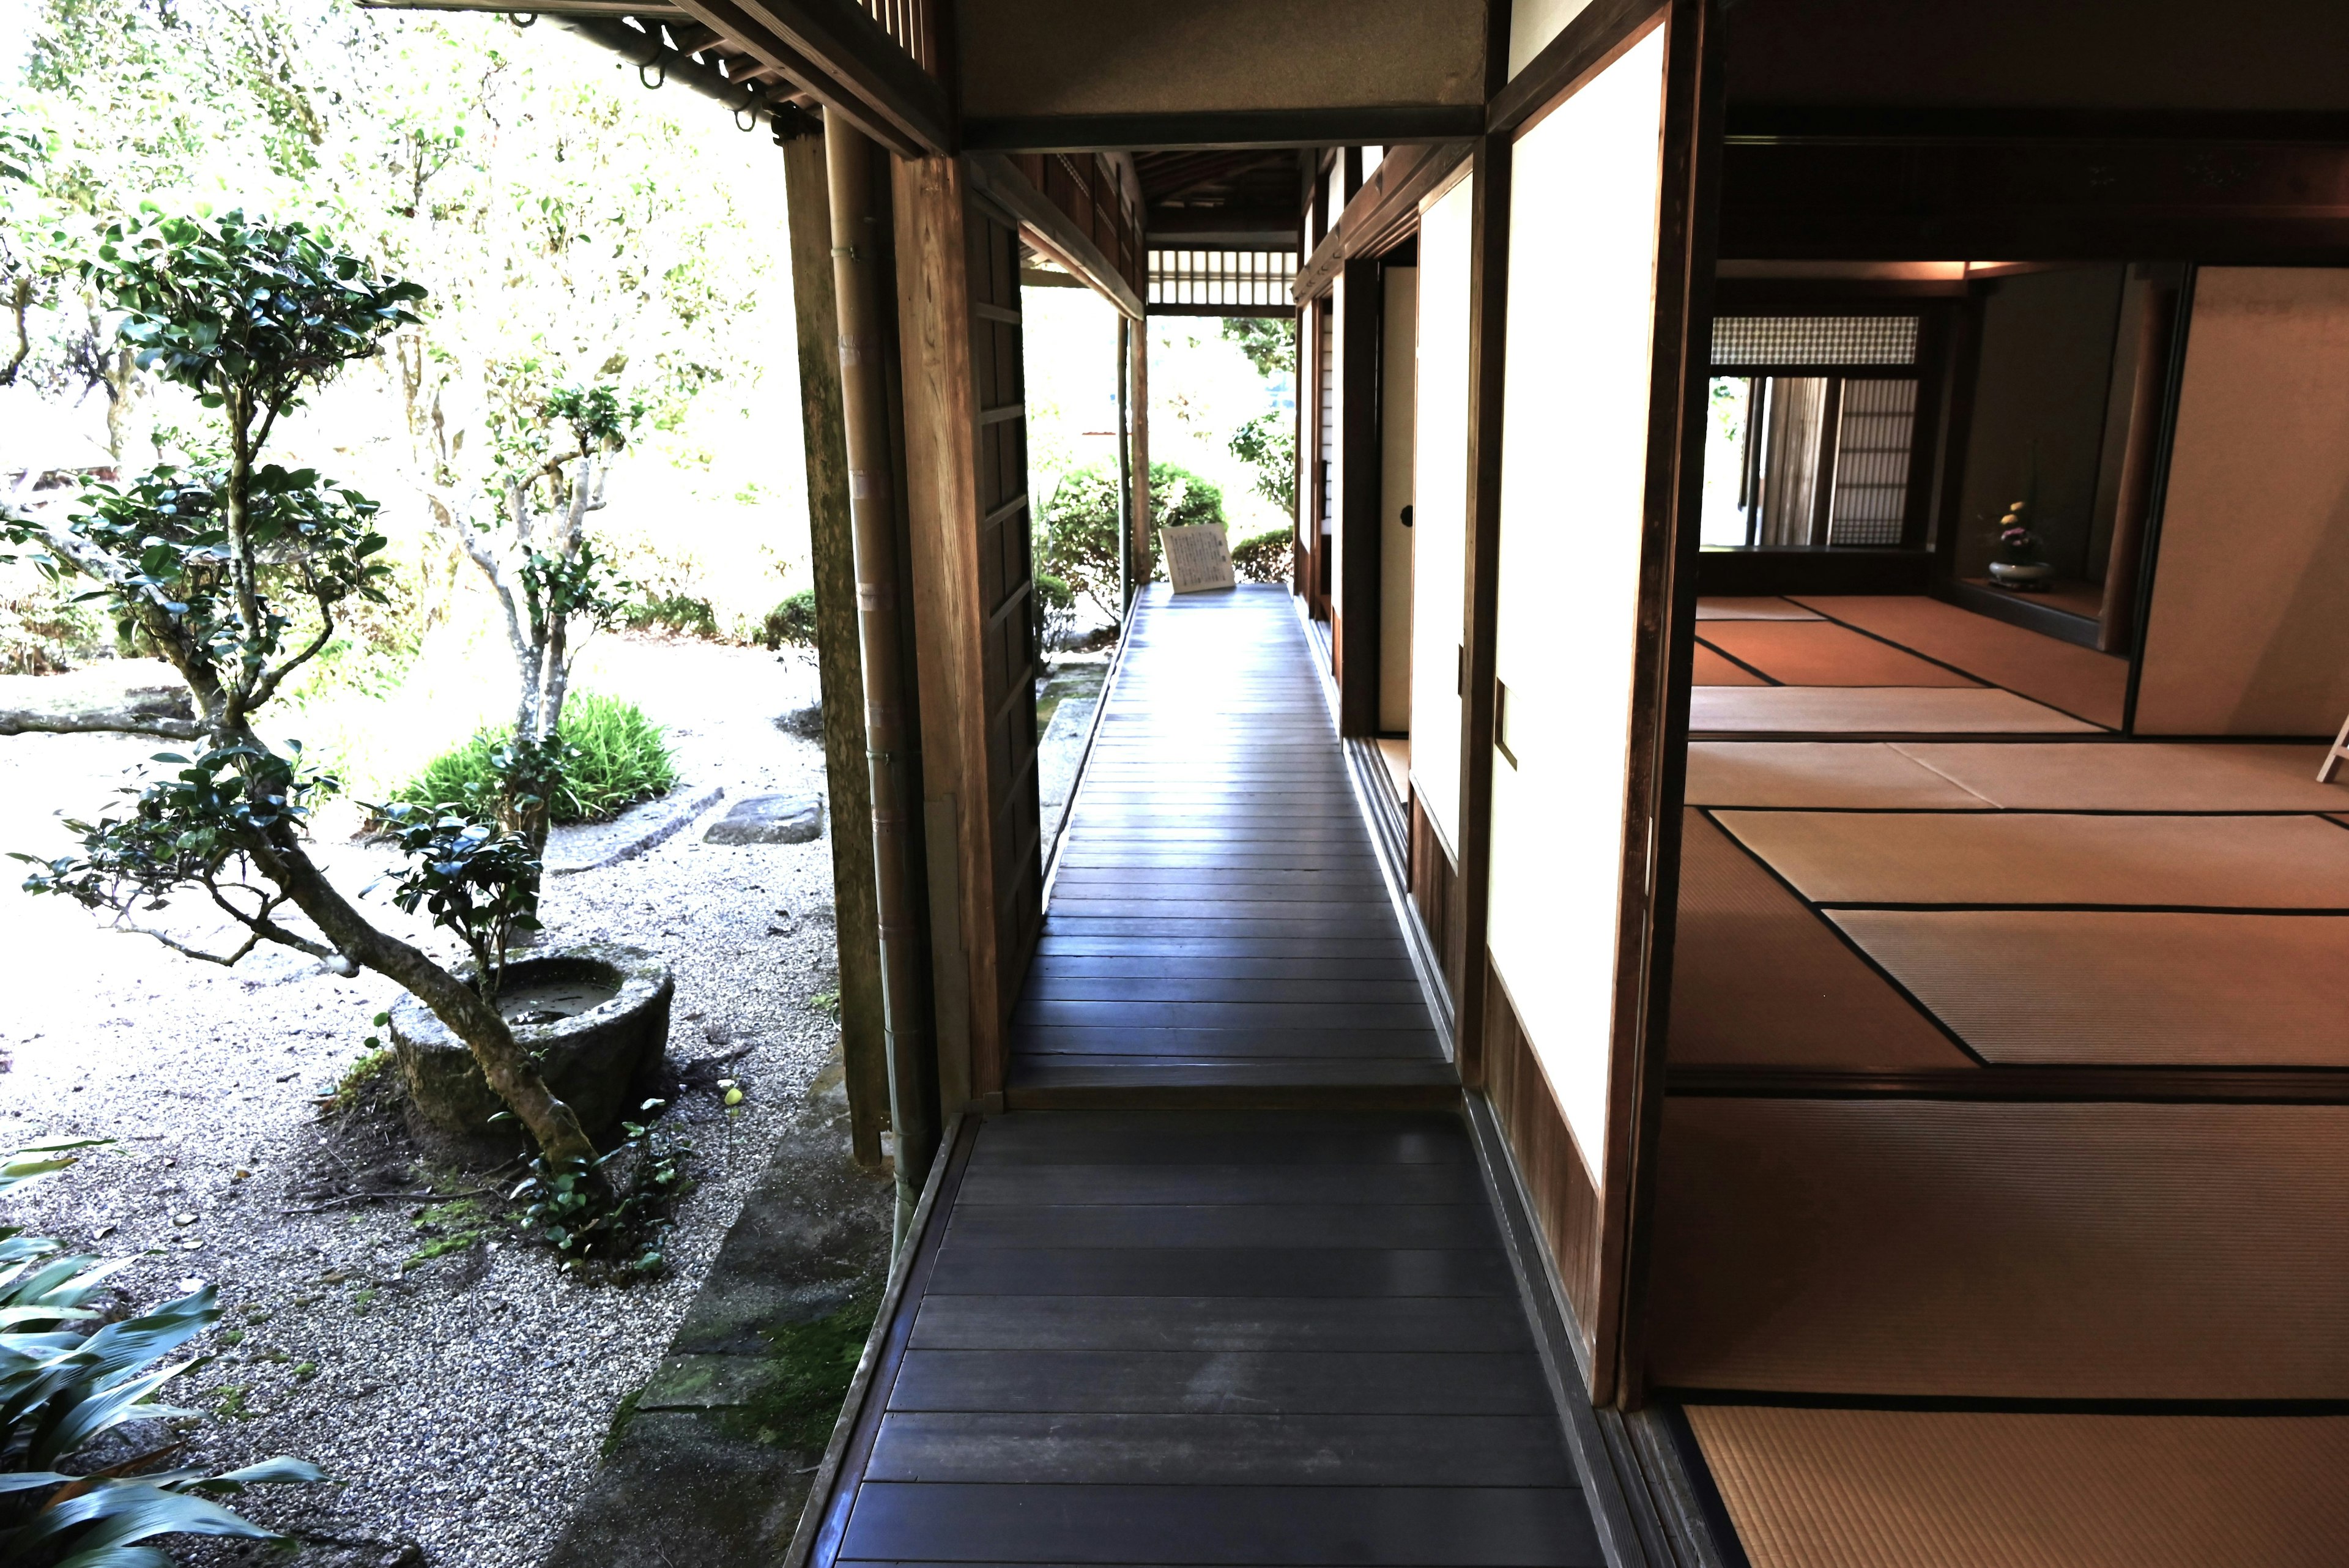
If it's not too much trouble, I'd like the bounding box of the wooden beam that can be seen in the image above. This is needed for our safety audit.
[1720,136,2349,261]
[963,106,1484,154]
[730,0,951,152]
[1293,141,1472,302]
[669,0,946,157]
[782,129,889,1169]
[964,152,1145,319]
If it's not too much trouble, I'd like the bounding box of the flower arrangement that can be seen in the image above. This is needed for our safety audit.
[1994,500,2041,563]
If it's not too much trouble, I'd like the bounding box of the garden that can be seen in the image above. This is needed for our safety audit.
[0,2,1297,1562]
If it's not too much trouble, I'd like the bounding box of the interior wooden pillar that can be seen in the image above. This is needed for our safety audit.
[1453,132,1513,1092]
[782,128,889,1168]
[892,152,1004,1110]
[1337,254,1384,736]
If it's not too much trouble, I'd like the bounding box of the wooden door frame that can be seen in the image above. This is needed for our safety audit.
[1337,253,1386,735]
[1457,0,1724,1408]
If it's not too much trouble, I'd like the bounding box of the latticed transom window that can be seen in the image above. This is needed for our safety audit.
[1712,314,1919,369]
[1147,249,1297,311]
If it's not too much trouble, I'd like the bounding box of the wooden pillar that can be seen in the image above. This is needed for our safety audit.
[892,153,1006,1110]
[1337,255,1384,736]
[1453,133,1513,1090]
[1131,318,1153,595]
[782,129,888,1169]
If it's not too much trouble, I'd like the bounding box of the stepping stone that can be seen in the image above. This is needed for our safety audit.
[703,794,823,845]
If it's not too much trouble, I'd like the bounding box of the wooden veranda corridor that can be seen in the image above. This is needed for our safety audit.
[798,586,1608,1568]
[1012,582,1450,1101]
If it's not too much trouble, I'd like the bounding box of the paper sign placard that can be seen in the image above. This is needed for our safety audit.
[1160,523,1237,593]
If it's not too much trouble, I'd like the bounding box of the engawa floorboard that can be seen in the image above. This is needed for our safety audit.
[1009,584,1447,1098]
[814,1111,1605,1568]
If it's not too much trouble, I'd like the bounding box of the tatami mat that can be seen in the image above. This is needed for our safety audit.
[1669,813,1975,1071]
[1696,596,1820,620]
[1687,742,1992,809]
[1690,687,2096,735]
[1698,622,1978,688]
[1791,594,2129,728]
[1693,644,1767,686]
[1894,741,2347,812]
[1687,1405,2349,1568]
[1713,809,2349,907]
[1648,1097,2349,1397]
[1830,910,2349,1066]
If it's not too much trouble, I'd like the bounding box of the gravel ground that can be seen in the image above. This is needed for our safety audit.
[0,636,850,1567]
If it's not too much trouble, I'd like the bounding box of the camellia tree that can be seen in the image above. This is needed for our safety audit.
[437,378,641,852]
[1,208,596,1166]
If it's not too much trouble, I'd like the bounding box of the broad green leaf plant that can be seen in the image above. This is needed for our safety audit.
[0,209,597,1166]
[2,1137,325,1566]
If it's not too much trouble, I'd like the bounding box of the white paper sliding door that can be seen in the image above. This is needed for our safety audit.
[1485,23,1669,1192]
[1409,171,1475,851]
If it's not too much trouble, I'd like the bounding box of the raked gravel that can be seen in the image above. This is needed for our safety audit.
[0,637,847,1568]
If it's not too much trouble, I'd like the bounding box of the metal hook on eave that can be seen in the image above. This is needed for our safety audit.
[735,89,760,132]
[639,59,666,89]
[511,10,536,24]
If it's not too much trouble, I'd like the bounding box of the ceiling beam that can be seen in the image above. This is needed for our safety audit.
[966,153,1146,319]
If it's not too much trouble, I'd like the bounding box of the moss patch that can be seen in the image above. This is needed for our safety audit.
[602,1386,645,1460]
[720,1294,880,1451]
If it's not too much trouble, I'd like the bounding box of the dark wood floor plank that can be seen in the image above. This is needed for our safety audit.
[1026,955,1420,981]
[926,1244,1515,1298]
[1014,1001,1436,1031]
[1008,1028,1444,1061]
[837,1482,1602,1566]
[863,1411,1574,1486]
[886,1348,1553,1415]
[943,1203,1496,1250]
[1023,978,1430,1006]
[965,1112,1472,1164]
[907,1292,1538,1354]
[956,1162,1486,1207]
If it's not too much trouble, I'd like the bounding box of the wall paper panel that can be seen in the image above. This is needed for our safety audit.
[2136,267,2349,737]
[1408,173,1475,852]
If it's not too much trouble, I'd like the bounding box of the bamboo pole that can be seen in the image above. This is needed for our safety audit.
[826,111,939,1235]
[782,130,889,1170]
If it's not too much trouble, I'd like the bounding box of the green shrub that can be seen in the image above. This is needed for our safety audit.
[393,692,677,826]
[1036,461,1225,613]
[761,589,818,652]
[621,591,719,639]
[1230,526,1293,585]
[0,566,109,674]
[1229,412,1296,514]
[1032,572,1075,648]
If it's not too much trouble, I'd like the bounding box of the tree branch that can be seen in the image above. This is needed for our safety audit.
[0,704,206,740]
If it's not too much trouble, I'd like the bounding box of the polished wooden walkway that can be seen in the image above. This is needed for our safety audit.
[797,587,1604,1568]
[1010,584,1451,1101]
[808,1111,1606,1568]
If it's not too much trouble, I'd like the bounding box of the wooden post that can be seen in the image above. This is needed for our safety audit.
[891,153,1005,1110]
[1116,315,1134,614]
[1132,318,1153,594]
[782,129,888,1170]
[1452,133,1513,1092]
[1337,255,1384,736]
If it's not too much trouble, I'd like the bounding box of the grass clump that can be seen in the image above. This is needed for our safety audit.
[329,1046,396,1114]
[404,1196,497,1271]
[602,1386,644,1459]
[391,691,677,825]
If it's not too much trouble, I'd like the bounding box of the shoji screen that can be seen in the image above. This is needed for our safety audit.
[1409,172,1475,850]
[1485,24,1670,1191]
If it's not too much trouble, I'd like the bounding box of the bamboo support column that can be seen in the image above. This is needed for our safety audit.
[782,130,888,1170]
[826,111,940,1233]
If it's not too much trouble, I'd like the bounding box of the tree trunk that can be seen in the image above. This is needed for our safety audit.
[253,833,598,1165]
